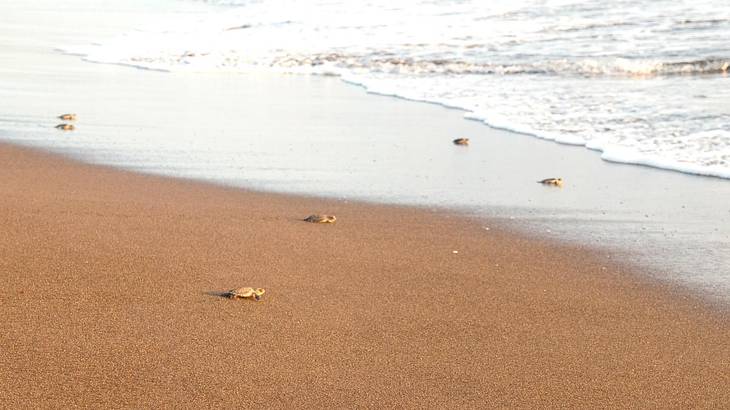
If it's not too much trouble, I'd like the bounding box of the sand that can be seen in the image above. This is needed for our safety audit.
[0,143,728,408]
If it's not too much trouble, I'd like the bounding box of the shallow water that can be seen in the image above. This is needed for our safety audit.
[61,0,730,178]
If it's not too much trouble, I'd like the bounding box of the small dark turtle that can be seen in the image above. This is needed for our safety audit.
[55,124,75,131]
[58,113,77,121]
[303,214,336,224]
[537,178,563,187]
[225,287,265,301]
[452,138,469,146]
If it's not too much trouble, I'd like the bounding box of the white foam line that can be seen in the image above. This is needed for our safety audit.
[341,74,730,180]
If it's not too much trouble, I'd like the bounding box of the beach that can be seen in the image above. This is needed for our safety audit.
[2,0,730,407]
[1,143,728,407]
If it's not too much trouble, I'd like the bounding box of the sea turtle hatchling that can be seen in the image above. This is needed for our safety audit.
[537,178,563,187]
[303,214,337,224]
[452,138,469,146]
[225,287,265,301]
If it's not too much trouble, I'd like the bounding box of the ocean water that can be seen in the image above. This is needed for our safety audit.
[62,0,730,178]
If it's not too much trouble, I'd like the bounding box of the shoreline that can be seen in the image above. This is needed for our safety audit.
[2,11,729,298]
[2,0,728,406]
[343,78,730,180]
[2,142,728,407]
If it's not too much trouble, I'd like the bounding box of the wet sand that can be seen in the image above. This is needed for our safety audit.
[1,143,728,408]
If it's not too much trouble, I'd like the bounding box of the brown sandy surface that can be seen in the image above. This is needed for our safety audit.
[0,143,728,408]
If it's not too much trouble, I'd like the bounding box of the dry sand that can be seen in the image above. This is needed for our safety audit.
[0,143,728,408]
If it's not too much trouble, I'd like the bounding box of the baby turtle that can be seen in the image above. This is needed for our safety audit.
[58,113,77,121]
[303,214,337,224]
[538,178,563,187]
[452,138,469,146]
[55,124,75,131]
[225,287,265,301]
